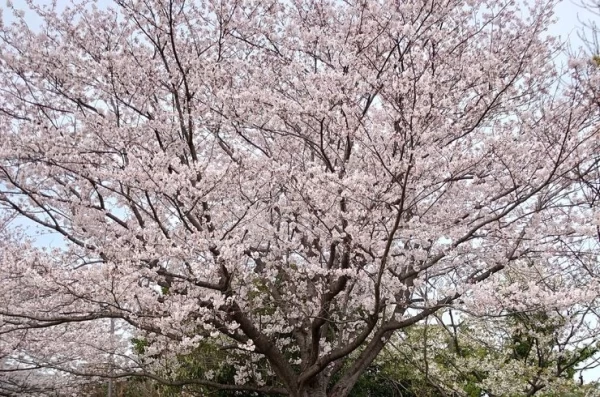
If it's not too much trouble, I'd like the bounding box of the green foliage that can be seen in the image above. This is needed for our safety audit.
[332,358,445,397]
[131,337,149,355]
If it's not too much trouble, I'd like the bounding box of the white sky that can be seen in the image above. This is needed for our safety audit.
[552,0,593,49]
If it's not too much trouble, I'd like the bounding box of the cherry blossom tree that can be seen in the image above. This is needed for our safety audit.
[1,0,599,396]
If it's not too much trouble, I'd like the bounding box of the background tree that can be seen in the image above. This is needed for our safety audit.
[384,309,600,396]
[1,0,600,396]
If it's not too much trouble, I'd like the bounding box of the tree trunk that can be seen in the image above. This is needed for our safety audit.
[298,389,328,397]
[294,374,329,397]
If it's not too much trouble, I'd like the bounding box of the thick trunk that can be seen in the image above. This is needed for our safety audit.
[294,374,329,397]
[298,389,328,397]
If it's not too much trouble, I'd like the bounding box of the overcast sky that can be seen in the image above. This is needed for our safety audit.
[553,0,594,50]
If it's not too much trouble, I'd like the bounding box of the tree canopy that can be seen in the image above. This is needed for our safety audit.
[0,0,599,396]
